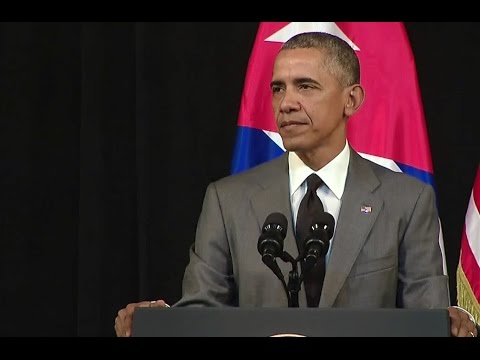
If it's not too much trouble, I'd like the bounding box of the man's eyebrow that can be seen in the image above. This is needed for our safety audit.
[293,77,319,85]
[270,78,319,88]
[270,80,283,88]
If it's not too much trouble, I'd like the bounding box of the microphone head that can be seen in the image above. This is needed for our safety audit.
[258,212,288,257]
[310,212,335,240]
[303,212,335,260]
[262,212,288,239]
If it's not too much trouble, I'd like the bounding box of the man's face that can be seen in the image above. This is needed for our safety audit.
[271,48,349,155]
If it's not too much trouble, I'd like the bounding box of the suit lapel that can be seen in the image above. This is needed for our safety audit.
[249,153,300,261]
[320,150,384,307]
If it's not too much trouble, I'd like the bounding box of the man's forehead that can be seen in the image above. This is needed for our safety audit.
[273,50,327,78]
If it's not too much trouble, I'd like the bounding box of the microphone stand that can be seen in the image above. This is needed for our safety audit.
[280,252,301,307]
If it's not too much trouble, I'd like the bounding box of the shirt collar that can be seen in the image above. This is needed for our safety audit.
[289,141,350,200]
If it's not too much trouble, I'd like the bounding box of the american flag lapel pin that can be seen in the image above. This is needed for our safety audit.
[360,205,372,213]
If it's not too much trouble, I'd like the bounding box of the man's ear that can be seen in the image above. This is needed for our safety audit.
[344,84,365,117]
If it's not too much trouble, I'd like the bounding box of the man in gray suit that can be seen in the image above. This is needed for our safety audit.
[115,32,477,337]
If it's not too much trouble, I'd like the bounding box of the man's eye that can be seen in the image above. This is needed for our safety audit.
[299,84,312,90]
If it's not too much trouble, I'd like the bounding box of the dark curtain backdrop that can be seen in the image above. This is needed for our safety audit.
[0,22,478,336]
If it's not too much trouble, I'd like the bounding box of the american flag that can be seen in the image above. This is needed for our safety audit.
[457,165,480,323]
[360,205,372,214]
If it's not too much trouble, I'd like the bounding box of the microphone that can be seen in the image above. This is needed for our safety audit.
[257,212,302,307]
[257,212,288,264]
[303,212,335,269]
[257,212,288,289]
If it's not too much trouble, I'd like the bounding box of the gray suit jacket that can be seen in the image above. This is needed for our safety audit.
[174,148,450,309]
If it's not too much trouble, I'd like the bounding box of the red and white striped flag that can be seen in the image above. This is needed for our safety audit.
[457,165,480,322]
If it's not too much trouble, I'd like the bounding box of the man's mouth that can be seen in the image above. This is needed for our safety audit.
[280,120,307,128]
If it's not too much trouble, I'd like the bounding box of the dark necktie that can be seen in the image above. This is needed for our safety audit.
[295,173,326,307]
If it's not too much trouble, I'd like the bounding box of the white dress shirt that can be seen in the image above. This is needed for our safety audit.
[289,141,350,262]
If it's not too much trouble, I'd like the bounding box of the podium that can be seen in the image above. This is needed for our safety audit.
[131,307,450,337]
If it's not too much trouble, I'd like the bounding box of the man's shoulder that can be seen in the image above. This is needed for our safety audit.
[355,152,432,193]
[215,154,287,188]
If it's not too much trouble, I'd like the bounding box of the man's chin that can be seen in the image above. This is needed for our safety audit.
[281,139,302,152]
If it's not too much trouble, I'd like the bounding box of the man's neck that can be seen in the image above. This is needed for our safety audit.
[295,142,347,171]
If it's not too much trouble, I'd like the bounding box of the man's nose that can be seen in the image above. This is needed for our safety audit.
[279,91,301,113]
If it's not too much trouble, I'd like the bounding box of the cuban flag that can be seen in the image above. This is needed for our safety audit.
[457,165,480,322]
[231,22,447,274]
